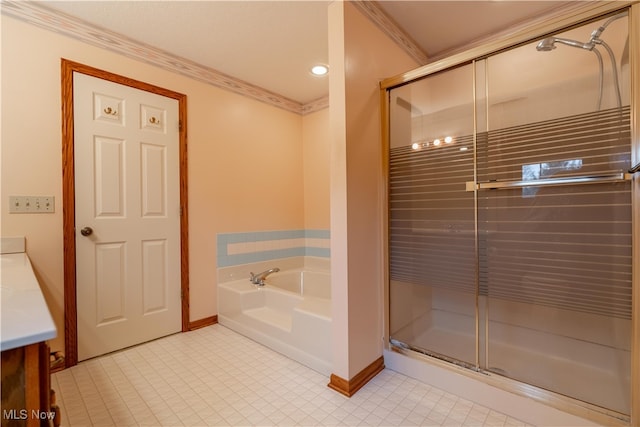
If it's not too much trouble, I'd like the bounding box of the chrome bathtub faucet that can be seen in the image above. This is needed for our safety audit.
[249,268,280,286]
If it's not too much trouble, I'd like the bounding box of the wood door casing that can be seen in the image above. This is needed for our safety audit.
[61,59,189,367]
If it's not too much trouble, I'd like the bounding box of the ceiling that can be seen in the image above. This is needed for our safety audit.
[35,0,576,106]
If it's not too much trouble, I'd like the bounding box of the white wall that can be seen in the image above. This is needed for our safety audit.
[329,1,419,380]
[303,108,331,230]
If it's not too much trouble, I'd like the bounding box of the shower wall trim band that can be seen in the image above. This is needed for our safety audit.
[217,229,330,267]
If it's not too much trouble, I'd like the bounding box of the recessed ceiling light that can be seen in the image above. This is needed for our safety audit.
[310,64,329,76]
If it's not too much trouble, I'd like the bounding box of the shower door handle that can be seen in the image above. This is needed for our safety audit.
[465,173,631,191]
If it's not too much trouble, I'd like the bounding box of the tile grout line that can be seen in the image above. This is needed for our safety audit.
[53,324,531,427]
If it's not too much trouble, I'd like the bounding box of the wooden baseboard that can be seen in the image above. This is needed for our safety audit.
[328,356,384,397]
[188,315,218,331]
[50,364,65,374]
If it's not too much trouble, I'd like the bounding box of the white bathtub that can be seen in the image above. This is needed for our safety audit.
[218,269,332,375]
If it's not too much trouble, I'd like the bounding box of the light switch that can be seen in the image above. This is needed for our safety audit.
[9,196,55,213]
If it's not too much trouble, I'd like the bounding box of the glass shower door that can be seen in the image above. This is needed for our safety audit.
[388,64,478,366]
[478,14,631,414]
[387,10,632,417]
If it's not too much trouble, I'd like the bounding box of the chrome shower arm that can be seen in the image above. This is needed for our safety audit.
[590,11,628,43]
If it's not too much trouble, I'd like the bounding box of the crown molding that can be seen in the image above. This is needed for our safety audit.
[301,96,330,115]
[351,0,429,66]
[1,0,328,115]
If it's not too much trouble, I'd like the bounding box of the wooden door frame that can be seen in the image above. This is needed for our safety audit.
[61,59,189,367]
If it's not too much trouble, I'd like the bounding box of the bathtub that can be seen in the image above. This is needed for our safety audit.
[218,269,331,375]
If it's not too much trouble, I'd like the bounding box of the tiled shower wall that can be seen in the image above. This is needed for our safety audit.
[217,230,330,267]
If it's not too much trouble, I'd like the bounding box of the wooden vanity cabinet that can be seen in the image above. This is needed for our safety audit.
[1,341,52,427]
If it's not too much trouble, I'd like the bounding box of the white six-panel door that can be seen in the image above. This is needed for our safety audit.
[74,72,181,361]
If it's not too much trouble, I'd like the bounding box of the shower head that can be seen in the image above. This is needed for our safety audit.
[536,34,606,111]
[536,37,594,52]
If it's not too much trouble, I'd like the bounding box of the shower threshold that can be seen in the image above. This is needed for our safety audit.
[390,325,630,419]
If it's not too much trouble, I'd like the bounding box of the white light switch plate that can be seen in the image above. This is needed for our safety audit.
[9,196,55,213]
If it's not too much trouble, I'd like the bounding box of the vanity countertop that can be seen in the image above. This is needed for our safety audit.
[1,252,56,351]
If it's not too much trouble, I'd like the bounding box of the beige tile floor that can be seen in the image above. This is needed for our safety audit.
[52,324,531,426]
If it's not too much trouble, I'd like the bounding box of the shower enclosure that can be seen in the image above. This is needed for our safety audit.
[385,8,636,422]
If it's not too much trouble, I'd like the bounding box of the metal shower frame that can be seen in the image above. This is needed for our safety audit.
[380,2,640,426]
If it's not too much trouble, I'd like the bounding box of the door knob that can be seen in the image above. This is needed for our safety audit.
[80,226,93,236]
